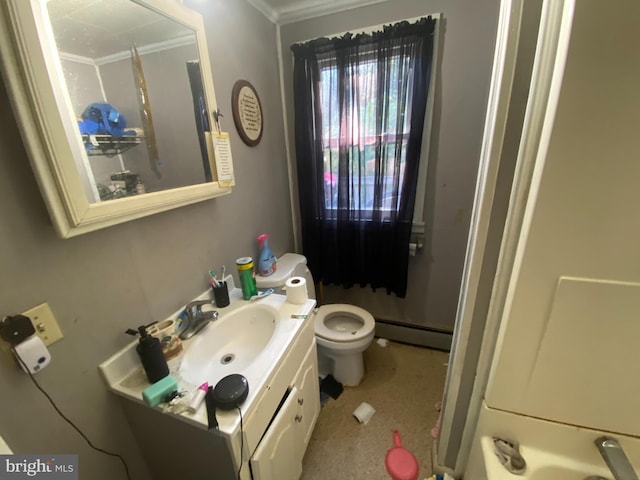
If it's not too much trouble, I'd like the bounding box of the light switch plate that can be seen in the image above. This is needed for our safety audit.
[22,303,63,346]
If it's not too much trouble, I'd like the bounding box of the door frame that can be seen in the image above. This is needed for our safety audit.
[435,0,575,474]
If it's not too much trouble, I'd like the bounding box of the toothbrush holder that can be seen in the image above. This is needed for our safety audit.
[211,281,230,308]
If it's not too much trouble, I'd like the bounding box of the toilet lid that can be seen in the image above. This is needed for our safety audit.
[315,304,375,343]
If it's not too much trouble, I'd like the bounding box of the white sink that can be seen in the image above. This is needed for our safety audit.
[98,285,316,435]
[179,303,278,386]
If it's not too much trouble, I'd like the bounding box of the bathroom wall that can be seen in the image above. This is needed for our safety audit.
[101,44,205,192]
[0,1,291,479]
[279,0,501,333]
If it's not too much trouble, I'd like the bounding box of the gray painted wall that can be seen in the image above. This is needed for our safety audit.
[280,0,500,332]
[0,1,291,478]
[101,44,205,192]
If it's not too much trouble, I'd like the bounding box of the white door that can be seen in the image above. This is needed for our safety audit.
[485,0,640,436]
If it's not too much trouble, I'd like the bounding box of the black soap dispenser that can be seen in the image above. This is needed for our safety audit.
[128,325,169,383]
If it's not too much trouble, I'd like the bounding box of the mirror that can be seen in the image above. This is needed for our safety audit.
[0,0,233,238]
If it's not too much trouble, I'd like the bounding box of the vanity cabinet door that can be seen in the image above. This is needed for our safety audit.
[293,342,320,456]
[250,386,302,480]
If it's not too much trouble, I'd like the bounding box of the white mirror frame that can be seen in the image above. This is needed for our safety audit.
[0,0,231,238]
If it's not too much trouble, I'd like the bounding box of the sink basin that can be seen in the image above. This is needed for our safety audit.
[99,288,316,437]
[179,303,279,386]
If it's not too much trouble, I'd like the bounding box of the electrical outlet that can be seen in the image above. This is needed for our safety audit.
[22,303,63,346]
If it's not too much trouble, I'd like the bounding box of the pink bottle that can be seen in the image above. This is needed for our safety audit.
[257,233,276,276]
[385,430,419,480]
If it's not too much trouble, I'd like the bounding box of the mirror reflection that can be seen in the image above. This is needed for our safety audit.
[47,0,213,203]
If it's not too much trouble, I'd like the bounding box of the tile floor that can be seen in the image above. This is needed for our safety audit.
[301,340,449,479]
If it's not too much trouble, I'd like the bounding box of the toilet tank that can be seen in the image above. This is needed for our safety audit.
[255,253,316,299]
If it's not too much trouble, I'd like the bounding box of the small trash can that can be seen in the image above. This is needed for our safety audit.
[385,430,419,480]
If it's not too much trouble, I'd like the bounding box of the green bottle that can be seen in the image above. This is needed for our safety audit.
[236,257,257,300]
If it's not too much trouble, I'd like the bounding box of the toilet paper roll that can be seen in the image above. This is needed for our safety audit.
[353,402,376,424]
[285,276,308,304]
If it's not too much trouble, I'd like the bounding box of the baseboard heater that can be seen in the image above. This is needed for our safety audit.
[374,319,452,351]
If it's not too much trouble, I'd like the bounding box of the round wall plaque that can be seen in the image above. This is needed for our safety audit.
[231,80,263,146]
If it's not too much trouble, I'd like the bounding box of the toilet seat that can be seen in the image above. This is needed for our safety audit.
[314,304,375,343]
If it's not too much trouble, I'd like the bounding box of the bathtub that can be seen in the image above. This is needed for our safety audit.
[465,402,640,479]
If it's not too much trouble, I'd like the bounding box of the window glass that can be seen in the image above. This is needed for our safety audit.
[319,55,411,212]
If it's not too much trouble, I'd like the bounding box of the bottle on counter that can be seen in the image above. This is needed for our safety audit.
[257,233,276,277]
[134,325,169,383]
[236,256,258,300]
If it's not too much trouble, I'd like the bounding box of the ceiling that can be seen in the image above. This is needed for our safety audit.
[45,0,392,59]
[48,0,195,59]
[246,0,391,25]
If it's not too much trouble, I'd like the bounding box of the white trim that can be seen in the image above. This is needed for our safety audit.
[95,34,196,65]
[246,0,279,24]
[436,0,577,475]
[277,0,391,26]
[437,0,524,468]
[0,0,230,238]
[412,15,440,238]
[277,23,301,252]
[57,51,94,65]
[247,0,394,26]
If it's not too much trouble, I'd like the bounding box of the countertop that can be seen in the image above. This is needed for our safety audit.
[98,284,316,438]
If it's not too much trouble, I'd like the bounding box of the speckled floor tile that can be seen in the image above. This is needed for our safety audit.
[301,340,449,480]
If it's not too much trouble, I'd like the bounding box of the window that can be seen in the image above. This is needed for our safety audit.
[291,16,437,296]
[320,55,412,214]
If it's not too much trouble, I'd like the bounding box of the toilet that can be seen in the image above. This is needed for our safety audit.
[255,253,375,386]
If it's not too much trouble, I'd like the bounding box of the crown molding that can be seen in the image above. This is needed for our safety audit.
[278,0,390,25]
[59,35,197,67]
[248,0,391,25]
[96,35,196,65]
[246,0,279,23]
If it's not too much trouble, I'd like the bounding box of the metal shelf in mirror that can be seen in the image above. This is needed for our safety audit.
[82,135,145,157]
[0,0,232,238]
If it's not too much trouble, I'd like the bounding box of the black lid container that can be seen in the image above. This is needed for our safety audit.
[135,325,169,383]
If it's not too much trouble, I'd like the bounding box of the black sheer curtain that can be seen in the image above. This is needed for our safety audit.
[291,18,435,297]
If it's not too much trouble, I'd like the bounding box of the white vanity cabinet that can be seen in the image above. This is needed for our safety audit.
[104,293,320,480]
[250,341,320,480]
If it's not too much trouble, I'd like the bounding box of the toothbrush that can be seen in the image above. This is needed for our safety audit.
[250,289,274,301]
[208,270,219,288]
[219,265,226,283]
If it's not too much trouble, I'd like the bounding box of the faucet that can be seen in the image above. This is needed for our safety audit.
[177,300,218,340]
[593,436,638,480]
